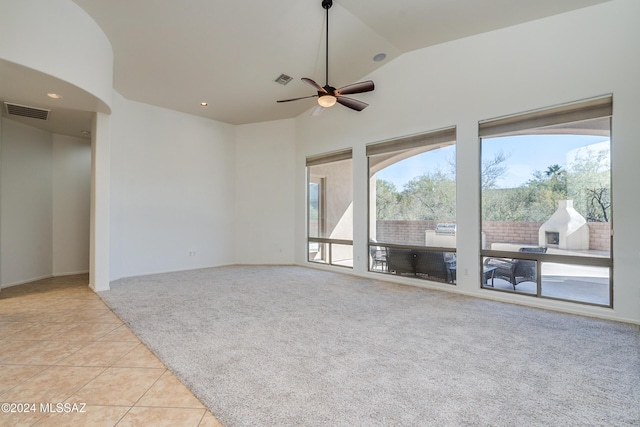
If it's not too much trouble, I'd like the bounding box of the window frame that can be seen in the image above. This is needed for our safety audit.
[366,127,458,283]
[478,96,613,307]
[306,149,354,269]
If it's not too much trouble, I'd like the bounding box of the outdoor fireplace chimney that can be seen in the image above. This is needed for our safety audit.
[538,200,589,250]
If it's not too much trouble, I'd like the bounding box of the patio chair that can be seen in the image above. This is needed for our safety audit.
[369,240,388,271]
[386,247,415,276]
[414,250,454,283]
[518,247,548,255]
[484,247,546,290]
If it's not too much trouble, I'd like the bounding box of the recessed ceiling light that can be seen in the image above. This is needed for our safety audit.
[200,102,208,107]
[47,93,62,99]
[373,53,387,62]
[80,130,91,137]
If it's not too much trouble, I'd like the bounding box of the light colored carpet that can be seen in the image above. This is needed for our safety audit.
[100,265,640,427]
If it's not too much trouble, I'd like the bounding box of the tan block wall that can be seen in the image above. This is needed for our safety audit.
[374,220,610,251]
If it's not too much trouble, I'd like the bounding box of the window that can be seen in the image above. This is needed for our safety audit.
[480,96,612,306]
[367,127,457,283]
[307,149,353,268]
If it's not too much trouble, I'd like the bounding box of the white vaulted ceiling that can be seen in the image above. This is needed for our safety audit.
[1,0,611,135]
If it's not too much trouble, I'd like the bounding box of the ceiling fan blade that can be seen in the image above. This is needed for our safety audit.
[310,105,325,116]
[302,78,327,93]
[336,96,368,111]
[335,80,375,96]
[277,95,318,103]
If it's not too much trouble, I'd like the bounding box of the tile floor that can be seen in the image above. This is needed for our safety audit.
[0,275,223,427]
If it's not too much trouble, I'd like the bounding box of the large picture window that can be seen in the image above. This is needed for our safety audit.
[367,127,457,283]
[480,96,612,306]
[307,149,353,268]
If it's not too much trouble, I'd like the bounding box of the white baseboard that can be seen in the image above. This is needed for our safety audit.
[1,274,53,289]
[53,270,89,277]
[1,271,89,290]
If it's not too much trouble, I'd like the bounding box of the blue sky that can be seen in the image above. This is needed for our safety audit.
[377,135,609,190]
[483,135,610,188]
[377,145,456,190]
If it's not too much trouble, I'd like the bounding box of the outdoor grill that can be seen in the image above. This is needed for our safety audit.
[425,223,456,248]
[435,223,456,235]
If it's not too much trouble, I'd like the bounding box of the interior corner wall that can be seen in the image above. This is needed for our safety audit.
[235,119,296,264]
[293,0,640,324]
[0,117,2,284]
[109,94,237,281]
[0,0,113,111]
[0,118,53,286]
[52,134,91,276]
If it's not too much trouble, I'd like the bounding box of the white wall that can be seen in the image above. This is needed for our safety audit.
[0,117,2,284]
[1,119,53,286]
[109,95,237,280]
[52,134,91,276]
[3,0,636,324]
[0,119,91,287]
[235,119,296,264]
[0,0,113,111]
[293,0,640,324]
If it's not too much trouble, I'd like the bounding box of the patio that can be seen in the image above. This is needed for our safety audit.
[485,263,610,306]
[366,240,611,307]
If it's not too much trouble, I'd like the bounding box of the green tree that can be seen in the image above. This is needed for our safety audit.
[378,146,610,225]
[483,187,532,221]
[376,179,400,220]
[567,148,610,222]
[544,164,568,192]
[482,150,509,189]
[483,162,568,222]
[483,146,611,223]
[399,171,456,220]
[524,164,568,221]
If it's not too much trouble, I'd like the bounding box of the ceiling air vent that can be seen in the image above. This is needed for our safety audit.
[274,74,293,85]
[4,102,51,120]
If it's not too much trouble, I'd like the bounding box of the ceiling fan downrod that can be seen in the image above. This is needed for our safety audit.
[275,0,374,112]
[322,0,333,88]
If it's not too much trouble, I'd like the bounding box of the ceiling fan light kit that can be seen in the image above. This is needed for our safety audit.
[318,95,337,108]
[277,0,374,112]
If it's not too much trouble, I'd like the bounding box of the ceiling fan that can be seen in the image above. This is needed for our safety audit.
[277,0,374,112]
